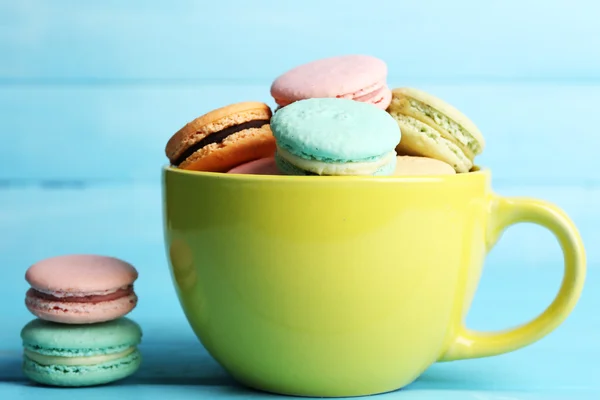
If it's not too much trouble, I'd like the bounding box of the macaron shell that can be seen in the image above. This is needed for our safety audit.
[165,102,272,162]
[375,88,392,110]
[392,114,473,173]
[390,88,484,155]
[25,291,137,324]
[375,157,397,176]
[394,156,456,176]
[178,126,276,172]
[271,98,400,161]
[227,157,282,175]
[21,318,142,353]
[274,151,396,176]
[274,152,304,175]
[23,348,141,387]
[26,254,137,295]
[270,55,391,107]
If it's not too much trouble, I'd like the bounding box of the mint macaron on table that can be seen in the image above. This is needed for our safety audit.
[20,318,142,387]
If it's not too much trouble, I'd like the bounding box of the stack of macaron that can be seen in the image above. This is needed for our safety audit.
[165,54,485,176]
[21,254,142,387]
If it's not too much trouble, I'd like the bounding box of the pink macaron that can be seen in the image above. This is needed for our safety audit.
[227,157,282,175]
[25,254,138,324]
[270,54,392,110]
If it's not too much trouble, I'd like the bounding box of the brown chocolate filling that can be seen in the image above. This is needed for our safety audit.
[173,119,270,166]
[28,286,134,303]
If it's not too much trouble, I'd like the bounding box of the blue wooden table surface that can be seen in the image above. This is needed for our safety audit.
[1,1,599,398]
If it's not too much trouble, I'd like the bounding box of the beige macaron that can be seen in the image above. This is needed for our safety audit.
[393,156,456,176]
[387,88,484,173]
[165,102,276,172]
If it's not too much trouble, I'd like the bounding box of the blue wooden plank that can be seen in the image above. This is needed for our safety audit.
[1,1,599,81]
[0,83,599,184]
[0,184,598,398]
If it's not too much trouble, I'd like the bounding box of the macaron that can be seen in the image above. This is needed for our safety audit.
[270,55,392,110]
[394,156,456,176]
[25,254,138,324]
[165,101,276,172]
[21,317,142,387]
[227,157,282,175]
[387,88,485,173]
[271,98,400,176]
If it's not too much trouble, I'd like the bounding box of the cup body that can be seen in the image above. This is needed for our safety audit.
[163,167,492,397]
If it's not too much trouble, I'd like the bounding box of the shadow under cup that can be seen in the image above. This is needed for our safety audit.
[162,166,585,398]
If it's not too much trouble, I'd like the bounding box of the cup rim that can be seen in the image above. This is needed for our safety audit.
[162,165,491,184]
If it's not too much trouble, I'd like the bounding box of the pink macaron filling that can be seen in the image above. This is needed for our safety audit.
[27,285,134,304]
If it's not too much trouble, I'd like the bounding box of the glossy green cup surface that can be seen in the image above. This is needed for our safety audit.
[162,166,585,397]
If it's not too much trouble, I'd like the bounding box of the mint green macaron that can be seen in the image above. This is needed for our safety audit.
[271,98,401,176]
[21,317,142,387]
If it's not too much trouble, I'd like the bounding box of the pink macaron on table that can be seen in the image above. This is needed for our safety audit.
[25,255,138,324]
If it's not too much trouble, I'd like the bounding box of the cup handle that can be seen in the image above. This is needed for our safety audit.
[439,195,586,361]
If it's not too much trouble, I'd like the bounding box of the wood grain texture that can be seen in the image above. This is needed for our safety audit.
[1,1,599,82]
[1,83,598,183]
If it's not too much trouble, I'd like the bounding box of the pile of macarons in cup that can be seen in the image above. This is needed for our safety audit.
[21,255,142,387]
[165,54,485,176]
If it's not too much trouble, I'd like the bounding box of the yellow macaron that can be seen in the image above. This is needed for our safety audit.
[393,155,456,176]
[387,88,485,173]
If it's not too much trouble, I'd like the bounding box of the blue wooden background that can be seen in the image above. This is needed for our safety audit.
[1,1,599,398]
